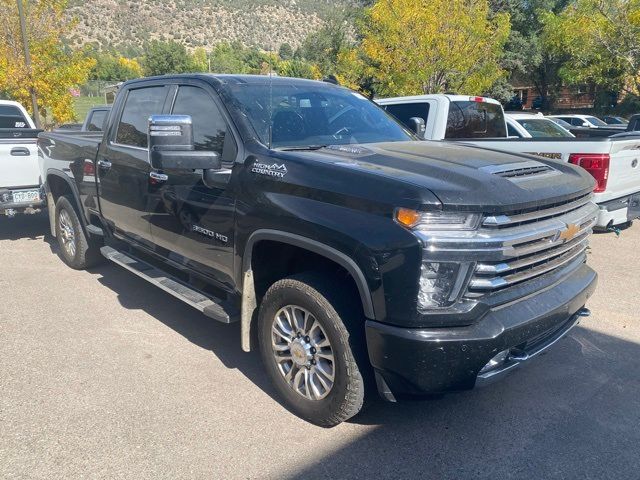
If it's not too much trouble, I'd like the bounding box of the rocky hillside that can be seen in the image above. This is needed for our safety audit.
[66,0,357,52]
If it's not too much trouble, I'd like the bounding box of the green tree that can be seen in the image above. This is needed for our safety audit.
[297,9,350,74]
[543,0,640,97]
[277,59,318,79]
[278,43,293,60]
[490,0,571,109]
[142,40,194,76]
[338,0,510,97]
[90,51,143,81]
[0,0,95,124]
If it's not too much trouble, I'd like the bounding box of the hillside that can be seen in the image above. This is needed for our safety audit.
[66,0,357,52]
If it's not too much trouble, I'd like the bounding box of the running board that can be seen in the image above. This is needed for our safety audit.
[100,246,239,323]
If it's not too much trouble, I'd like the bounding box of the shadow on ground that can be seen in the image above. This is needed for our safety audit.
[86,255,640,479]
[286,327,640,479]
[0,213,49,241]
[5,214,638,479]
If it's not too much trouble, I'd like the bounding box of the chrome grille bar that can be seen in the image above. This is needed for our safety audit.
[475,234,589,275]
[469,243,588,290]
[483,194,592,227]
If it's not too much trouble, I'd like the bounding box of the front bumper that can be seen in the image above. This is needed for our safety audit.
[366,263,597,397]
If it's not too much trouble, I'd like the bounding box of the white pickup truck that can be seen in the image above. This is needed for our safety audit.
[0,100,45,217]
[377,94,640,228]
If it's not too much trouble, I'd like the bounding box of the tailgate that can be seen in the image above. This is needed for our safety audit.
[0,138,40,188]
[601,138,640,202]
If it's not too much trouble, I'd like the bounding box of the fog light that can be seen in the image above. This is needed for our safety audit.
[479,349,510,374]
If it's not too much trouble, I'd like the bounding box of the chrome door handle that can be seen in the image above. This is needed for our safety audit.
[97,159,112,170]
[149,171,169,182]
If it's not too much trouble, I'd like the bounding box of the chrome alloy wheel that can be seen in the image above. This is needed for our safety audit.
[58,209,76,258]
[271,305,335,400]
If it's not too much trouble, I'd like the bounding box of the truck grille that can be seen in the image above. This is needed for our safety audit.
[417,193,598,296]
[469,194,596,292]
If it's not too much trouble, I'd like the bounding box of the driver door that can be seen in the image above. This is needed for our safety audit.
[147,83,239,290]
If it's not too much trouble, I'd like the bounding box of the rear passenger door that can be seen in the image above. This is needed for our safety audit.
[147,83,239,290]
[97,84,170,246]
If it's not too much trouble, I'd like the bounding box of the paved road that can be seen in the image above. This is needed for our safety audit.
[1,214,639,479]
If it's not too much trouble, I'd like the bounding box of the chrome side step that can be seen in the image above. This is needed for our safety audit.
[100,246,239,323]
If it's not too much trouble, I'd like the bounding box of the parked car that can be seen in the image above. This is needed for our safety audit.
[0,100,45,218]
[549,114,610,129]
[548,117,575,130]
[377,94,640,228]
[602,115,628,128]
[39,74,598,426]
[505,112,574,138]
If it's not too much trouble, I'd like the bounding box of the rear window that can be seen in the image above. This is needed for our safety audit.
[87,109,109,131]
[445,101,506,138]
[383,102,430,130]
[0,105,29,129]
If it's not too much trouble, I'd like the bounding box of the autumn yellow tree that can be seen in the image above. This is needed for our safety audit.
[0,0,95,125]
[337,0,511,97]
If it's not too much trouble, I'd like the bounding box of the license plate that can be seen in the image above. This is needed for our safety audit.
[628,194,640,221]
[12,190,40,203]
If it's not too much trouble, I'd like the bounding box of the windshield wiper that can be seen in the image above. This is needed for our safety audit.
[277,145,330,151]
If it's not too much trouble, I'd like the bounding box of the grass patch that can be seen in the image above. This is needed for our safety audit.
[73,96,108,121]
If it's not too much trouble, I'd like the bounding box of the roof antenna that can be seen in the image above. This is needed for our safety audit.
[267,44,274,150]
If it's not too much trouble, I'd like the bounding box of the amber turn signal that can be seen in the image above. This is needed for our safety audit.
[395,208,422,228]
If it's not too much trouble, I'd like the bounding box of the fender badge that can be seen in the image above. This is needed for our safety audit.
[252,162,288,178]
[558,223,580,242]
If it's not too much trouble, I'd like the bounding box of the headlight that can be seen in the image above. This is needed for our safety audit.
[418,262,472,309]
[395,208,480,231]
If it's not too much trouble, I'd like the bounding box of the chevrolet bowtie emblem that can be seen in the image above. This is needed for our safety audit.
[559,223,580,242]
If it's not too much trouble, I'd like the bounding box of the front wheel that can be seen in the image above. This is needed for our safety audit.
[258,274,366,427]
[54,196,102,270]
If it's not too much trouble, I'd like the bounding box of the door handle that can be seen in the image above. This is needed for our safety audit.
[10,147,30,156]
[97,159,112,170]
[149,171,169,182]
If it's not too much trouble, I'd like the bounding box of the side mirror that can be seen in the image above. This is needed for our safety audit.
[148,115,221,170]
[408,117,426,138]
[581,121,590,127]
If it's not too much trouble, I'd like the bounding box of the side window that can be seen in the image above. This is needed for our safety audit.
[0,105,29,128]
[115,86,168,148]
[383,102,430,129]
[507,123,521,137]
[171,86,237,163]
[571,118,583,126]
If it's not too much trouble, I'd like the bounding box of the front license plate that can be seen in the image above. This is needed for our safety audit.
[12,190,40,203]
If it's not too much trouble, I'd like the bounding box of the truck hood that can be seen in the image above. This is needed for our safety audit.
[294,141,595,212]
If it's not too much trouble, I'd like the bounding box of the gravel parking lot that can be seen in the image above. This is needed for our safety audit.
[1,214,639,480]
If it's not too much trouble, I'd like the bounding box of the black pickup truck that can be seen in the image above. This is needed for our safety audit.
[39,74,599,426]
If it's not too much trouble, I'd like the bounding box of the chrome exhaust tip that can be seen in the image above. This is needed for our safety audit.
[577,308,591,317]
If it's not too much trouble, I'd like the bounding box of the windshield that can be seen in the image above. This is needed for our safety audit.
[516,118,574,138]
[226,83,412,149]
[586,116,608,127]
[0,105,29,129]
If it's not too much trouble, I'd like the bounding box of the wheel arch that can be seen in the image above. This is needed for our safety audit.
[45,170,88,237]
[240,229,376,352]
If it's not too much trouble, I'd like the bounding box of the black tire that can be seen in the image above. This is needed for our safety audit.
[258,273,366,427]
[54,195,102,270]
